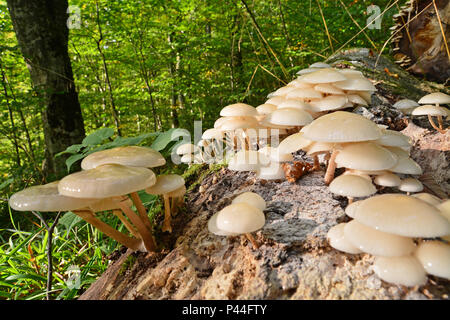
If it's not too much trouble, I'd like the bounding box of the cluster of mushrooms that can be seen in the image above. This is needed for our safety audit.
[393,92,449,134]
[207,192,266,249]
[328,194,450,286]
[9,146,186,252]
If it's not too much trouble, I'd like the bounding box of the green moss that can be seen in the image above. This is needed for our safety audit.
[119,254,137,275]
[183,163,224,193]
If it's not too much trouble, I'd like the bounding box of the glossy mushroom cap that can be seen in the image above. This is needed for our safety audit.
[145,174,185,195]
[334,77,376,91]
[313,83,344,95]
[81,146,166,170]
[327,223,362,254]
[329,174,376,198]
[285,88,323,100]
[373,172,401,187]
[414,241,450,280]
[309,95,348,112]
[176,143,198,155]
[208,212,239,236]
[9,181,96,212]
[220,103,258,117]
[335,142,397,171]
[344,220,415,257]
[345,200,362,218]
[354,194,450,237]
[411,193,442,206]
[393,99,419,110]
[411,105,448,117]
[277,132,312,154]
[398,178,423,193]
[301,111,382,143]
[265,108,313,127]
[375,130,412,148]
[232,192,266,211]
[216,203,265,234]
[418,92,450,105]
[228,150,270,171]
[256,103,277,115]
[373,255,427,287]
[299,68,347,84]
[58,164,157,199]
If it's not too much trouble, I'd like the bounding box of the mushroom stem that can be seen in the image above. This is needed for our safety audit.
[74,210,141,251]
[427,115,446,134]
[116,199,156,252]
[112,209,140,238]
[162,194,172,233]
[348,197,354,205]
[245,233,260,249]
[324,149,339,185]
[130,192,153,230]
[313,155,320,171]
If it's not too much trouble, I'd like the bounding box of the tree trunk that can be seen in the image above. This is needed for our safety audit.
[6,0,85,178]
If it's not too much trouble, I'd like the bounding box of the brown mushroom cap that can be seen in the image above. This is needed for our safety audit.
[335,142,397,171]
[145,174,185,195]
[329,174,376,198]
[232,192,266,211]
[58,164,157,199]
[9,181,97,212]
[81,146,166,170]
[326,223,363,254]
[373,255,427,287]
[301,111,382,143]
[216,203,265,234]
[354,194,450,237]
[344,220,416,257]
[414,241,450,280]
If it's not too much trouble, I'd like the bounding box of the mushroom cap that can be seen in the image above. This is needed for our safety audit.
[393,99,419,109]
[373,172,402,187]
[326,223,363,254]
[309,62,330,68]
[256,103,277,115]
[216,203,265,234]
[437,200,450,220]
[388,157,422,175]
[176,143,198,155]
[301,111,382,143]
[81,146,166,170]
[145,174,185,195]
[285,88,323,100]
[347,94,368,106]
[348,90,372,103]
[334,77,376,91]
[299,68,347,84]
[375,130,412,147]
[313,83,344,95]
[335,142,397,171]
[411,193,443,206]
[309,95,348,111]
[214,117,229,129]
[414,241,450,280]
[296,68,319,75]
[208,212,240,236]
[58,164,157,199]
[277,99,313,111]
[287,79,315,89]
[398,178,423,193]
[344,220,416,257]
[345,200,362,218]
[256,162,286,180]
[277,132,312,154]
[228,150,270,171]
[418,92,450,105]
[9,181,97,212]
[411,105,448,117]
[232,192,266,211]
[202,128,223,140]
[305,141,336,155]
[217,116,259,131]
[167,185,186,198]
[271,86,297,97]
[342,170,372,182]
[265,108,313,127]
[220,103,258,117]
[329,174,377,198]
[354,194,450,237]
[373,255,427,287]
[266,96,289,106]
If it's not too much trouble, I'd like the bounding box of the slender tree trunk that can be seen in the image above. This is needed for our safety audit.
[168,32,180,129]
[6,0,86,178]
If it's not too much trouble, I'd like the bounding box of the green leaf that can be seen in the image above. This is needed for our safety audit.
[65,153,86,172]
[151,128,190,151]
[58,211,83,234]
[0,178,13,191]
[5,273,46,283]
[82,128,115,146]
[55,144,84,157]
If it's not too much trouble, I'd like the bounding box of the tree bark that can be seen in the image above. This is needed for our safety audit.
[6,0,85,178]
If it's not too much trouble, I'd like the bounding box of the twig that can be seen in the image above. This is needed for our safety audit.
[315,0,333,53]
[31,211,62,300]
